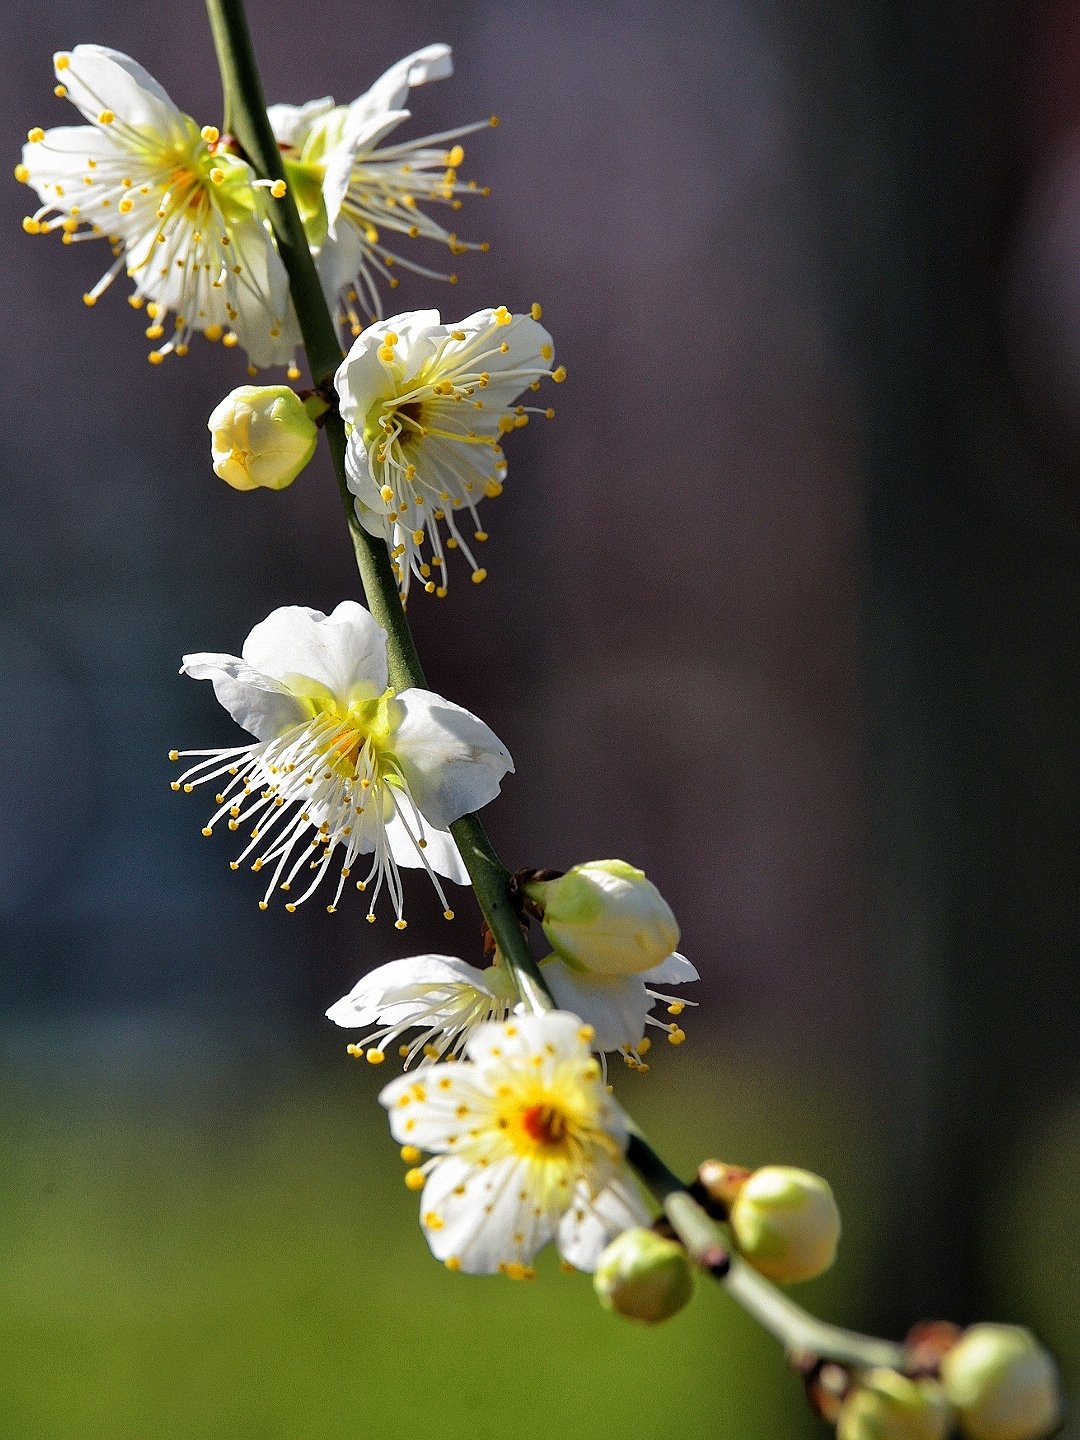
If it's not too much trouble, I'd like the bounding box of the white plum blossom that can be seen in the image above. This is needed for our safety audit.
[542,950,699,1069]
[328,950,698,1070]
[172,602,513,924]
[335,306,562,596]
[18,45,296,369]
[327,954,518,1065]
[267,44,494,333]
[380,1011,651,1276]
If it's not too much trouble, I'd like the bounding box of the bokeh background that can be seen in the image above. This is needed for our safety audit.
[2,2,1078,1436]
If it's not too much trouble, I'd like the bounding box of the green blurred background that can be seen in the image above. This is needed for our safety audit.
[2,1,1078,1436]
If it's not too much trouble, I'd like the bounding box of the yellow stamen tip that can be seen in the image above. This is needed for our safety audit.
[530,302,543,321]
[400,1144,422,1163]
[269,178,287,199]
[471,568,488,584]
[404,1167,425,1189]
[98,110,114,125]
[394,918,408,931]
[28,128,45,144]
[201,125,220,143]
[81,292,96,307]
[14,164,30,183]
[209,167,226,185]
[552,366,567,383]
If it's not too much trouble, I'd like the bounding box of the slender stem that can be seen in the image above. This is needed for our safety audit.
[203,0,551,1011]
[206,0,910,1380]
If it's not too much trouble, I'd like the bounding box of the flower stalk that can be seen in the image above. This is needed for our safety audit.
[205,0,911,1381]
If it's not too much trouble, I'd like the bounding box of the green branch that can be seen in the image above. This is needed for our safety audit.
[205,0,909,1381]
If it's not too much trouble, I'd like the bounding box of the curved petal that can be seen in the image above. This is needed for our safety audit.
[324,108,410,234]
[58,45,188,144]
[267,96,337,147]
[334,310,443,418]
[380,1067,492,1149]
[541,961,652,1053]
[326,954,498,1028]
[384,797,471,886]
[639,952,699,985]
[557,1172,651,1272]
[240,602,388,698]
[181,651,309,741]
[419,1154,556,1273]
[391,689,513,830]
[353,44,453,119]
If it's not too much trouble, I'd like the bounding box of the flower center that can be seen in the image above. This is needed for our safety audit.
[519,1102,569,1148]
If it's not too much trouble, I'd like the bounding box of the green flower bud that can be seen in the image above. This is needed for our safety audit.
[523,860,680,976]
[208,384,318,492]
[593,1227,695,1323]
[941,1325,1062,1440]
[728,1165,840,1283]
[837,1370,951,1440]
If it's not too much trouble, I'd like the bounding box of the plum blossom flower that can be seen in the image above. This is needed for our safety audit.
[172,602,513,924]
[267,44,494,333]
[335,306,562,596]
[18,45,295,369]
[327,950,698,1070]
[380,1010,651,1276]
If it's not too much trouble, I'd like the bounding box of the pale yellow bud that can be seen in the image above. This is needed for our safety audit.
[941,1325,1062,1440]
[523,860,680,976]
[208,385,317,492]
[837,1370,951,1440]
[728,1165,840,1283]
[593,1228,694,1323]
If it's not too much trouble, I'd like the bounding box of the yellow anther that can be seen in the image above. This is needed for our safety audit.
[667,1026,686,1046]
[545,407,556,420]
[667,1001,685,1015]
[209,167,225,185]
[485,480,504,499]
[81,291,99,308]
[394,918,408,931]
[222,331,239,348]
[98,110,114,125]
[145,324,164,339]
[493,304,512,325]
[552,366,567,383]
[347,1044,364,1058]
[55,54,70,70]
[284,902,297,913]
[471,568,488,584]
[379,485,394,503]
[446,144,465,167]
[269,178,287,199]
[404,1166,425,1190]
[378,345,395,363]
[200,125,220,143]
[118,197,133,213]
[21,217,41,234]
[530,302,543,321]
[489,115,500,127]
[436,586,448,599]
[449,273,459,285]
[411,528,424,545]
[444,1256,462,1272]
[637,1037,651,1055]
[54,84,68,98]
[14,163,29,183]
[578,1024,596,1045]
[540,343,554,361]
[451,329,467,341]
[203,323,223,342]
[28,127,45,143]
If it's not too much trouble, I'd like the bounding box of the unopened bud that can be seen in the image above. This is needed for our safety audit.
[940,1325,1062,1440]
[696,1159,753,1212]
[728,1165,840,1283]
[523,860,679,976]
[593,1228,695,1323]
[208,384,317,492]
[837,1370,951,1440]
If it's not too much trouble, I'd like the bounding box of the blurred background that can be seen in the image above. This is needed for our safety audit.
[1,1,1077,1435]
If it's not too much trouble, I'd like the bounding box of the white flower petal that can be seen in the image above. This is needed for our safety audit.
[380,1066,491,1149]
[640,951,699,985]
[326,954,499,1027]
[557,1172,652,1272]
[267,96,337,148]
[57,44,187,142]
[180,651,309,741]
[353,44,453,119]
[240,602,389,697]
[384,802,471,886]
[391,688,514,830]
[540,961,652,1053]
